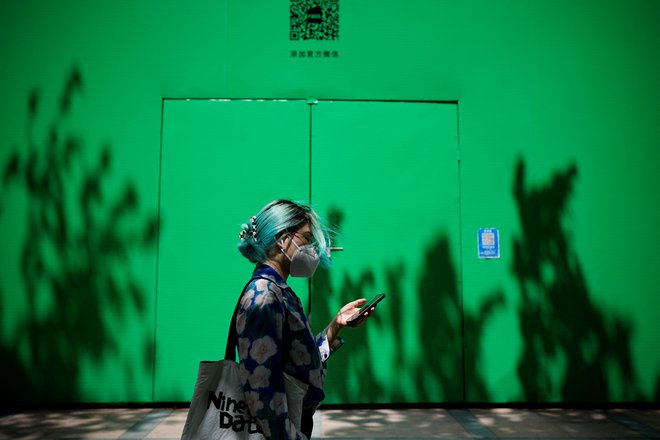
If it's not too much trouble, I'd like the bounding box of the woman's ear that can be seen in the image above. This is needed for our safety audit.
[275,232,288,249]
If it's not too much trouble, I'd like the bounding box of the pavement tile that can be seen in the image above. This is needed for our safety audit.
[319,408,470,438]
[146,409,188,439]
[0,408,152,440]
[472,408,567,438]
[538,409,643,438]
[617,409,660,432]
[472,408,642,438]
[320,409,393,437]
[390,409,471,438]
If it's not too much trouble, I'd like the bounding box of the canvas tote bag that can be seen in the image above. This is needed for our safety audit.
[181,277,308,440]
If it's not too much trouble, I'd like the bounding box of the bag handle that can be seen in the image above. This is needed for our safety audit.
[224,275,283,360]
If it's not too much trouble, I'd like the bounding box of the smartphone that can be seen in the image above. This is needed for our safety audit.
[347,293,386,323]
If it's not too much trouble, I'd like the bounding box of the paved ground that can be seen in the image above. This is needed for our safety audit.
[0,407,659,440]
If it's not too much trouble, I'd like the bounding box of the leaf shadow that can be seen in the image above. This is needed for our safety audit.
[0,66,159,404]
[512,158,639,402]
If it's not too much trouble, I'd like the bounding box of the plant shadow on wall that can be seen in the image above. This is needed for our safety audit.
[313,208,505,403]
[512,159,638,402]
[0,67,159,404]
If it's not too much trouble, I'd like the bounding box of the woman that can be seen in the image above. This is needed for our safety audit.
[236,199,373,440]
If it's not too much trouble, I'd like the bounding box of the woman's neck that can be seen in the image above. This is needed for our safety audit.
[263,258,289,281]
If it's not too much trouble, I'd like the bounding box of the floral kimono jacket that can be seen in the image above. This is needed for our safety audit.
[236,264,343,440]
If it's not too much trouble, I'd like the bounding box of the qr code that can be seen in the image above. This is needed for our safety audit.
[290,0,339,41]
[482,231,495,246]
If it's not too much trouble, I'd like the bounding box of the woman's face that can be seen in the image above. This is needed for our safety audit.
[291,223,313,246]
[276,223,312,259]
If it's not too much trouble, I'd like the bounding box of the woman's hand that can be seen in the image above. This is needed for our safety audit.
[325,299,377,346]
[335,299,376,328]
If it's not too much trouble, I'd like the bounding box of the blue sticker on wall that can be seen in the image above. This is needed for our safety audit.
[478,228,500,259]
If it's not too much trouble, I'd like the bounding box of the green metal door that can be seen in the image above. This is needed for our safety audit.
[156,100,460,404]
[155,100,311,401]
[311,101,461,403]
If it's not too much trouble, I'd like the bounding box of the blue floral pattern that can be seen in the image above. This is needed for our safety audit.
[236,264,343,440]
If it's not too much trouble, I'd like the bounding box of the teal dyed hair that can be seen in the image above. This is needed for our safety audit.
[237,199,332,268]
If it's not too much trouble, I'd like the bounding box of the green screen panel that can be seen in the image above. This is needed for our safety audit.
[156,99,311,401]
[311,101,460,404]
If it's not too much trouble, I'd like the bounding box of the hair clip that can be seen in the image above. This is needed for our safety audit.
[240,216,259,241]
[250,216,258,242]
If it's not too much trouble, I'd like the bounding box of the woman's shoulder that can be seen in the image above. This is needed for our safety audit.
[248,276,286,294]
[240,277,285,310]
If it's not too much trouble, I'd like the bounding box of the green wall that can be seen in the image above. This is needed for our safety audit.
[1,0,659,404]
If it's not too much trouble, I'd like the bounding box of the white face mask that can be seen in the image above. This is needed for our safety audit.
[282,236,320,278]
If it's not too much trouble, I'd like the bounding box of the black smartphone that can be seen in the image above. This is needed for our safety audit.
[347,293,386,323]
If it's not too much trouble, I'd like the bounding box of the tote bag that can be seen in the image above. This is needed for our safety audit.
[180,361,308,440]
[181,277,309,440]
